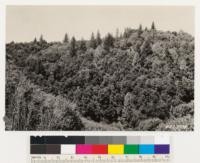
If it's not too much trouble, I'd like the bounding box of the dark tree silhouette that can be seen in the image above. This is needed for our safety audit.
[103,33,115,50]
[138,24,143,37]
[79,38,87,52]
[33,37,37,43]
[39,35,45,43]
[70,36,77,56]
[151,21,156,30]
[63,33,69,43]
[89,32,97,49]
[96,31,102,46]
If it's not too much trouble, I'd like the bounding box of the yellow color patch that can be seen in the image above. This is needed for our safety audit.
[108,144,124,154]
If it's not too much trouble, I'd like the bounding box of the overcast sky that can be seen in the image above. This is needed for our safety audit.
[6,6,194,42]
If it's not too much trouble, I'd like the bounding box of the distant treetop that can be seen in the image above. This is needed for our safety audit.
[90,32,97,49]
[39,34,46,43]
[151,21,156,30]
[33,37,37,43]
[96,30,102,46]
[63,33,69,43]
[70,36,77,56]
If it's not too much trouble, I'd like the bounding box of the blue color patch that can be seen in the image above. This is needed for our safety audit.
[139,145,155,154]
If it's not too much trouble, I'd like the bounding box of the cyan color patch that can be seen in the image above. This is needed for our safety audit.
[139,145,155,154]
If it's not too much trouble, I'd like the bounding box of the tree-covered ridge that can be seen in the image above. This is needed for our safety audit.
[6,23,194,131]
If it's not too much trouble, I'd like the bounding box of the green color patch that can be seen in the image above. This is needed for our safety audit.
[124,145,139,154]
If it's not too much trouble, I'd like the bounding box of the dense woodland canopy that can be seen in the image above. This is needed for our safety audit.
[6,23,194,131]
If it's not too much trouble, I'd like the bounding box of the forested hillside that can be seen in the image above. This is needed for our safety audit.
[6,24,194,131]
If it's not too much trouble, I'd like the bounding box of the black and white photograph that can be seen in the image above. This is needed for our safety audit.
[5,6,194,131]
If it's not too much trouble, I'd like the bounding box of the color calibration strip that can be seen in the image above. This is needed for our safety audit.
[31,136,170,155]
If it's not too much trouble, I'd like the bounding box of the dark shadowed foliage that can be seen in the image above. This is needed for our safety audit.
[6,24,194,131]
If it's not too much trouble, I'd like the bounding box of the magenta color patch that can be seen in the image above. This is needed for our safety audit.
[76,145,93,154]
